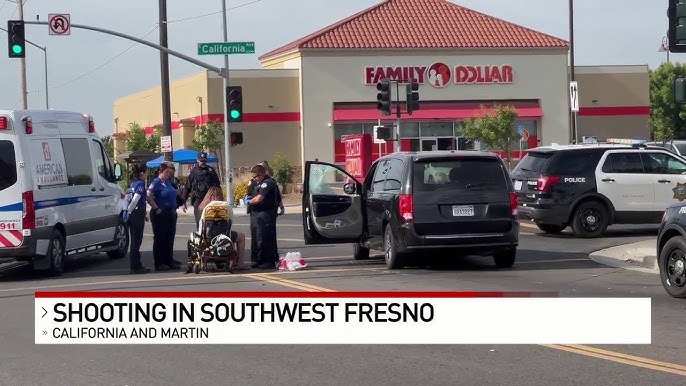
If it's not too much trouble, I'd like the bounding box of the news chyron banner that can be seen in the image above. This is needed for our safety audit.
[35,292,652,345]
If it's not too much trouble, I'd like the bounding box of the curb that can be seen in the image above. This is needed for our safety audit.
[588,242,659,275]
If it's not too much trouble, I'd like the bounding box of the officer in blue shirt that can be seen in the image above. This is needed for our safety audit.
[146,162,181,271]
[126,162,151,274]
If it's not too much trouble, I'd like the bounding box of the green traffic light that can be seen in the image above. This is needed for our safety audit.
[230,110,240,119]
[12,45,22,55]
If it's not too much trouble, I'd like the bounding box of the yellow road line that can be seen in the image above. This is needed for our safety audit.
[543,344,686,377]
[245,273,321,292]
[245,274,686,377]
[519,222,539,229]
[248,273,336,292]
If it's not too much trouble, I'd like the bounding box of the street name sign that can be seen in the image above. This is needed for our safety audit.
[197,42,255,55]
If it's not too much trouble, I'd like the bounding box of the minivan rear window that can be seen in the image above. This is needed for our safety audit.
[413,158,508,192]
[513,151,553,173]
[0,140,17,191]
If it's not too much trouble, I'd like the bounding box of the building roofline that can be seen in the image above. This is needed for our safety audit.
[258,0,569,62]
[573,64,650,74]
[258,1,387,61]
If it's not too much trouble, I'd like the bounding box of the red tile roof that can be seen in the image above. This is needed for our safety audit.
[259,0,569,61]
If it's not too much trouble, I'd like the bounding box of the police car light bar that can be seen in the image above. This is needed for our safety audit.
[605,138,647,145]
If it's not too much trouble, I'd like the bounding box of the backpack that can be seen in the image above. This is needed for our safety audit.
[193,167,212,198]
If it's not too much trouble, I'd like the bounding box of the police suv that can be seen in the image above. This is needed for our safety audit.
[0,110,128,275]
[511,138,686,238]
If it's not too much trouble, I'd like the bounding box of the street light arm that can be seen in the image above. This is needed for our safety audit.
[22,20,224,76]
[0,26,45,51]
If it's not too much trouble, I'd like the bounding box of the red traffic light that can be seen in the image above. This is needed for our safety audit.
[230,131,243,146]
[229,89,241,99]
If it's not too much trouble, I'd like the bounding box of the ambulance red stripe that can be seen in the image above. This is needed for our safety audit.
[0,233,14,247]
[6,230,22,245]
[34,291,559,298]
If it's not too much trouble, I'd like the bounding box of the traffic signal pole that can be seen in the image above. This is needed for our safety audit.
[22,20,227,77]
[21,19,237,200]
[18,0,27,109]
[221,0,234,207]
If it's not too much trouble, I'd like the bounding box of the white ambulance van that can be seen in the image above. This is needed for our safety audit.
[0,110,128,275]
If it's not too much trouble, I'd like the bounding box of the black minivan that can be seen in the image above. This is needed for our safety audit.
[301,151,519,269]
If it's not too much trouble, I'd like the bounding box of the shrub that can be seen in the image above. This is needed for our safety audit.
[232,174,253,204]
[271,152,294,192]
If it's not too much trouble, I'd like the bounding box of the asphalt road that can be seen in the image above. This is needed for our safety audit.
[0,213,684,385]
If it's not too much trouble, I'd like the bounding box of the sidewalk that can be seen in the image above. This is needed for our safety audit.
[177,204,302,217]
[589,240,659,275]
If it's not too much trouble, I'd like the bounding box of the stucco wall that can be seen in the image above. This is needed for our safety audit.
[298,49,570,165]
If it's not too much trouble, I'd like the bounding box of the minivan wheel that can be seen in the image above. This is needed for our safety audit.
[383,224,404,270]
[353,243,370,260]
[658,237,686,299]
[536,223,566,234]
[493,248,516,268]
[47,229,65,276]
[571,201,609,238]
[107,220,129,259]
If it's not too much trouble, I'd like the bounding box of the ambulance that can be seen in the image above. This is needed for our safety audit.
[0,110,128,275]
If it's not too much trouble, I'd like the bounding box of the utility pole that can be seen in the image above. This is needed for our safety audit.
[18,0,28,109]
[394,81,401,153]
[221,0,233,206]
[159,0,173,161]
[569,0,577,144]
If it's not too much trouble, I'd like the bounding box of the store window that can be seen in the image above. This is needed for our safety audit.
[334,124,362,141]
[420,122,454,137]
[400,122,419,138]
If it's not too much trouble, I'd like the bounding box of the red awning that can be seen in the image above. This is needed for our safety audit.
[333,104,544,122]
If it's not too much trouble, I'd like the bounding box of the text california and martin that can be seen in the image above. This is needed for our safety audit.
[53,326,209,340]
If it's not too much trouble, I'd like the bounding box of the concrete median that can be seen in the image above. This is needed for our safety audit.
[589,240,658,274]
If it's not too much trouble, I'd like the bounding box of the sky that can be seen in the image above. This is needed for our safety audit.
[0,0,674,136]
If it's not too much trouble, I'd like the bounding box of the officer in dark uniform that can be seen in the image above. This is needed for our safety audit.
[247,164,279,269]
[182,152,221,225]
[246,162,284,264]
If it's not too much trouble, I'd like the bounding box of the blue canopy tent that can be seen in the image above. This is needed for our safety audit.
[146,149,218,168]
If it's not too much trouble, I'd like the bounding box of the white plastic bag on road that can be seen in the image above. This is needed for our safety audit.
[278,251,308,271]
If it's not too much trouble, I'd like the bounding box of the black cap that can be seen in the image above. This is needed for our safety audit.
[198,152,208,161]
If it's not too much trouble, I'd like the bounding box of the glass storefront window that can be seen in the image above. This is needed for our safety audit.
[420,122,454,137]
[400,122,419,137]
[334,124,362,140]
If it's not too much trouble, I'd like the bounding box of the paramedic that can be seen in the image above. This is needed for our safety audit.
[247,164,279,269]
[126,162,151,274]
[183,152,221,225]
[146,163,181,271]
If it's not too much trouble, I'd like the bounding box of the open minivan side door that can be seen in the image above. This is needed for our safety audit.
[302,160,365,245]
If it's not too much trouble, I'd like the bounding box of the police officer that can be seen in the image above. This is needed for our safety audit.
[183,152,221,225]
[246,161,284,264]
[247,164,279,269]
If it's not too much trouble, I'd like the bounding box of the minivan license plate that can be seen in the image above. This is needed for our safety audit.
[452,205,474,217]
[514,180,522,191]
